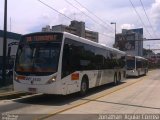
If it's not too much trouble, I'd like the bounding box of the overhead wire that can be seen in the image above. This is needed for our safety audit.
[64,0,114,33]
[37,0,114,39]
[129,0,153,38]
[38,0,72,21]
[139,0,158,38]
[73,0,114,32]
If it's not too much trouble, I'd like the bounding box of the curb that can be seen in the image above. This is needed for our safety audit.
[0,91,29,100]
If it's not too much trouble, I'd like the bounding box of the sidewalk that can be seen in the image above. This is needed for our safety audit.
[0,76,14,93]
[0,84,13,93]
[0,84,29,100]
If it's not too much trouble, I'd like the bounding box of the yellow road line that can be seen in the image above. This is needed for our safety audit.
[36,76,147,120]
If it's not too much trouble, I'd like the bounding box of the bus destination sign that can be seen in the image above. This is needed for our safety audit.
[25,34,58,42]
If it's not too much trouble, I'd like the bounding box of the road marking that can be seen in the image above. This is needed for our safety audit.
[35,75,147,120]
[0,91,19,96]
[0,92,29,100]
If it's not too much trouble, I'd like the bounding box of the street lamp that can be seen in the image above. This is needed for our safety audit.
[110,22,116,47]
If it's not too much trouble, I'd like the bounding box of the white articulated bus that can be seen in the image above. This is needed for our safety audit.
[14,32,126,95]
[126,55,148,77]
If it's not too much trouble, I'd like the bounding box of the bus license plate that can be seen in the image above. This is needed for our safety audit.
[28,88,37,93]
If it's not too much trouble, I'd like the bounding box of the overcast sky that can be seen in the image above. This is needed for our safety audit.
[0,0,160,50]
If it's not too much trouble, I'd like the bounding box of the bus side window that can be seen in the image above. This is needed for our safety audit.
[62,43,72,78]
[104,51,110,69]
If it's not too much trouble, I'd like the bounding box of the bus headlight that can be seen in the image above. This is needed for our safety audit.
[15,75,26,83]
[46,76,57,84]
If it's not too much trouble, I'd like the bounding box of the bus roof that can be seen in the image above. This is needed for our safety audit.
[22,31,126,55]
[126,55,147,61]
[63,32,126,55]
[135,56,148,60]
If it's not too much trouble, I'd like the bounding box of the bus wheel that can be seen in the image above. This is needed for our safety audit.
[80,79,88,96]
[114,74,117,86]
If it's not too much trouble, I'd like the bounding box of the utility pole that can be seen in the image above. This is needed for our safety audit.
[110,22,116,47]
[10,17,12,32]
[2,0,7,86]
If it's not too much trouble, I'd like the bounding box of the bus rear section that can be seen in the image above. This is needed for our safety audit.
[126,55,148,77]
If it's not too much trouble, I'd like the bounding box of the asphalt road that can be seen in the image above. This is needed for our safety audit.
[0,69,159,120]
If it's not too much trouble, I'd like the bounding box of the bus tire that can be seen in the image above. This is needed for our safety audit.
[80,77,88,96]
[114,74,117,86]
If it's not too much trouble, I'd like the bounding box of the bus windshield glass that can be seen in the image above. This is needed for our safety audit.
[126,60,135,70]
[15,33,62,76]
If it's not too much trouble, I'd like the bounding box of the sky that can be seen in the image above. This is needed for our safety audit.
[0,0,160,51]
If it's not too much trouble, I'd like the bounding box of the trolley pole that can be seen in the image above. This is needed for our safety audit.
[2,0,8,86]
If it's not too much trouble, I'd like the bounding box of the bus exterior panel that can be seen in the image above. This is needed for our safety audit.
[126,69,139,77]
[126,55,148,77]
[14,32,126,95]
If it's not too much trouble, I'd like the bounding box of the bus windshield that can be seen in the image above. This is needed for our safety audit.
[15,42,61,76]
[126,60,135,70]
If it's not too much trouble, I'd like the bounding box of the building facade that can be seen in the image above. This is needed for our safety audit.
[115,28,143,56]
[0,30,21,69]
[42,20,99,43]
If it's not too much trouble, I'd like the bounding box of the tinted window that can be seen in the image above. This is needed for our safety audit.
[136,60,142,68]
[62,38,125,78]
[62,38,96,78]
[127,60,135,70]
[15,43,61,76]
